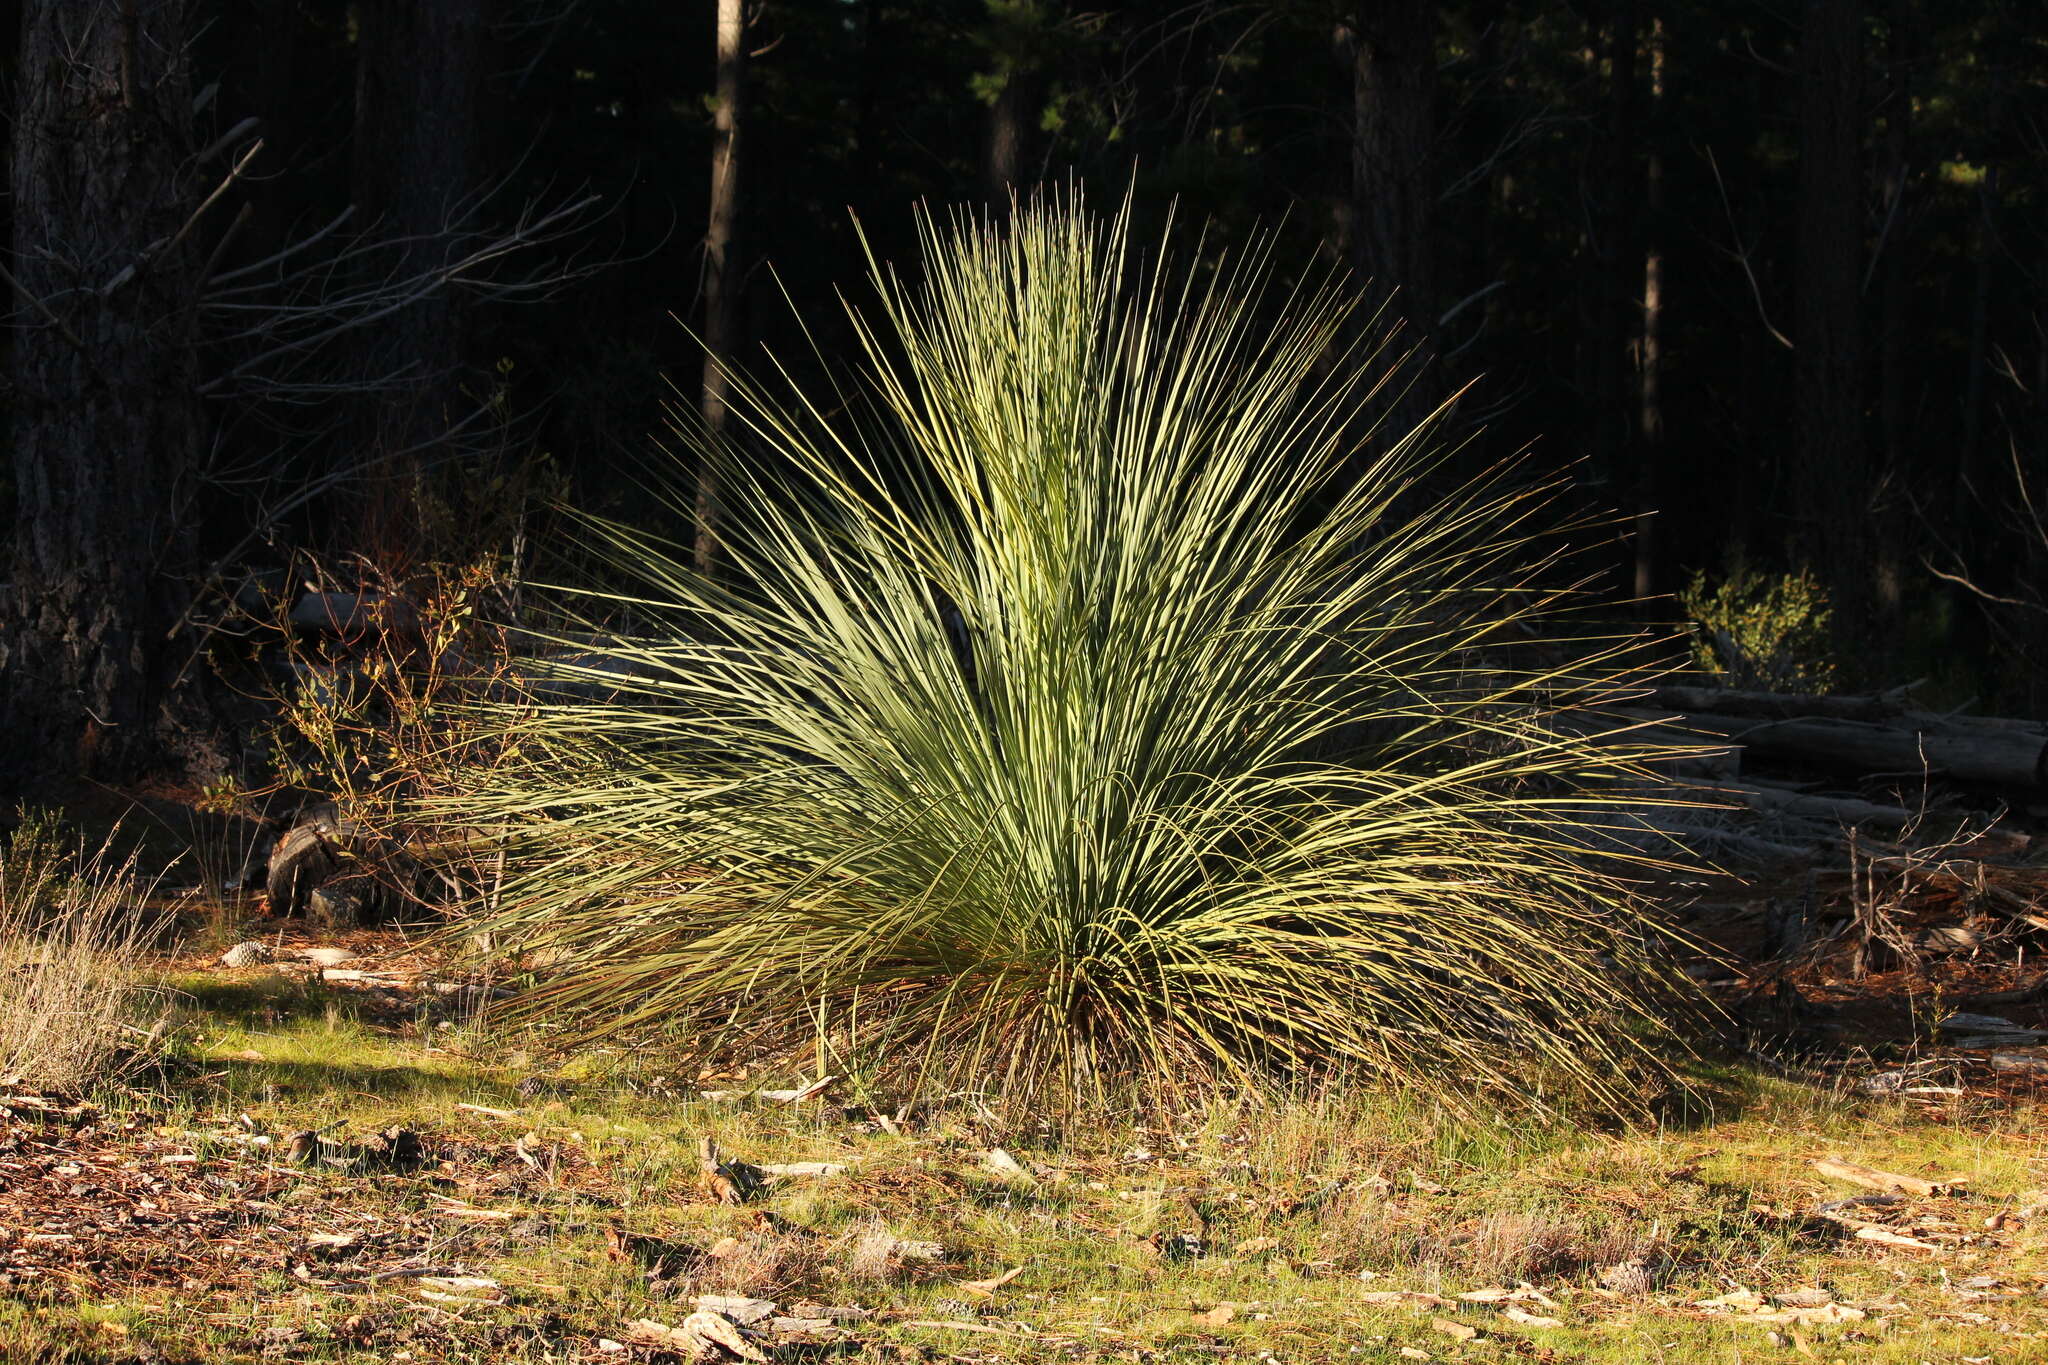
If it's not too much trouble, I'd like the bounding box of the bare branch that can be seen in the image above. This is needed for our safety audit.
[1704,145,1795,350]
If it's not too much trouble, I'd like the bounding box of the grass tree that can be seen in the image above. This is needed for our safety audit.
[454,196,1700,1111]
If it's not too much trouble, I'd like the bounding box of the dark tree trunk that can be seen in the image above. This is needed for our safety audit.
[1876,0,1912,479]
[981,0,1047,208]
[1793,0,1869,635]
[1586,1,1642,597]
[696,0,748,574]
[1635,16,1666,603]
[0,0,204,784]
[1348,2,1438,431]
[1874,0,1913,612]
[351,0,495,462]
[986,72,1034,204]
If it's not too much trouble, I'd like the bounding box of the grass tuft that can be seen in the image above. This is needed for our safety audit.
[0,810,171,1092]
[451,193,1704,1111]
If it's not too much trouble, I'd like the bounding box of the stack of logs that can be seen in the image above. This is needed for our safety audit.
[1586,683,2047,863]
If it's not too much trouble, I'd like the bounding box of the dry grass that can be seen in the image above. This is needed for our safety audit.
[0,811,170,1092]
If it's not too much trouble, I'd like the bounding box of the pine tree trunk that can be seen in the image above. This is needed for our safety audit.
[1635,17,1666,602]
[1349,3,1438,430]
[986,72,1033,204]
[351,0,495,463]
[697,0,747,574]
[1794,0,1869,635]
[0,0,204,784]
[1589,2,1641,597]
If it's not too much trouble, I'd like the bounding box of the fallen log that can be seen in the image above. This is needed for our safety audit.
[1704,781,1925,831]
[1674,714,2046,788]
[1650,684,1921,724]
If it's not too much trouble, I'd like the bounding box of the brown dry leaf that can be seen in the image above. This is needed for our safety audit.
[1195,1303,1237,1328]
[705,1236,744,1260]
[1398,1351,1430,1362]
[1502,1306,1565,1329]
[1232,1236,1281,1256]
[957,1263,1026,1297]
[1432,1318,1478,1342]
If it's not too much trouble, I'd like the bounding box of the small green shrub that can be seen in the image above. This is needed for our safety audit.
[1679,564,1837,692]
[450,197,1699,1111]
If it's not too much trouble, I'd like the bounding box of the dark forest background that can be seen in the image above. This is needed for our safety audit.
[1,0,2044,791]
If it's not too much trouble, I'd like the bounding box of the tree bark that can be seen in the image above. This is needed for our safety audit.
[1793,0,1869,635]
[0,0,205,784]
[1634,16,1665,603]
[1590,2,1640,550]
[1874,0,1912,613]
[980,1,1047,208]
[697,0,748,574]
[351,0,496,456]
[1347,2,1439,442]
[986,72,1034,204]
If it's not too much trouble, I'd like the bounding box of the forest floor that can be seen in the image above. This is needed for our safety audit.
[7,776,2048,1364]
[5,904,2048,1365]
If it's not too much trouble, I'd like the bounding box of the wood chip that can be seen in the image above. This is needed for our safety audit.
[1811,1157,1943,1197]
[982,1148,1030,1179]
[957,1263,1026,1296]
[693,1295,776,1325]
[758,1162,846,1178]
[1853,1225,1944,1251]
[628,1314,769,1362]
[905,1320,1031,1337]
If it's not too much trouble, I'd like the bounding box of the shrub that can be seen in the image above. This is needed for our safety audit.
[452,197,1698,1110]
[1678,563,1837,692]
[0,810,170,1092]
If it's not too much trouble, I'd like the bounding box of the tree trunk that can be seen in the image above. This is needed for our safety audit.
[0,0,205,784]
[1876,0,1912,479]
[1634,17,1665,602]
[697,0,747,574]
[1793,0,1869,637]
[1874,0,1912,613]
[1348,2,1439,439]
[351,0,495,457]
[1587,1,1641,598]
[981,1,1045,207]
